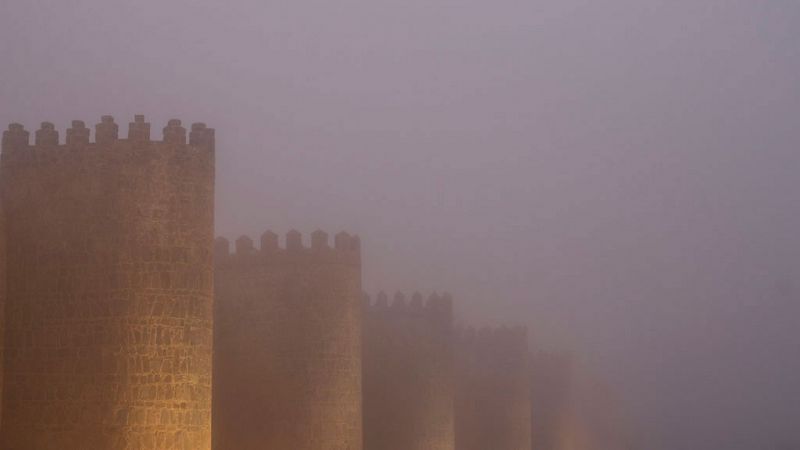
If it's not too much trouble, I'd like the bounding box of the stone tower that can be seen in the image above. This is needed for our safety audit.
[530,351,572,450]
[213,230,363,450]
[0,117,215,449]
[363,291,455,450]
[0,199,5,429]
[454,326,532,450]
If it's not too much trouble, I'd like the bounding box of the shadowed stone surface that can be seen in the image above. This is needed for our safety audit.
[213,231,362,450]
[362,292,455,450]
[0,200,5,429]
[530,352,572,450]
[455,326,532,450]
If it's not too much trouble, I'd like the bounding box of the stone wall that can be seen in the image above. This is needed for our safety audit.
[0,117,215,449]
[362,291,455,450]
[454,326,531,450]
[0,199,5,429]
[531,353,634,450]
[213,230,362,450]
[530,352,572,450]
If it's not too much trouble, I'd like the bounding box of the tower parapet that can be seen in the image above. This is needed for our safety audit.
[35,121,58,146]
[213,229,363,450]
[214,229,360,268]
[363,291,452,321]
[95,115,118,145]
[362,291,456,450]
[2,117,214,165]
[1,123,29,153]
[455,324,532,450]
[66,120,90,146]
[0,116,215,449]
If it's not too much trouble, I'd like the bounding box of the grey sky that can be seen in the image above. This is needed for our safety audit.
[2,0,799,448]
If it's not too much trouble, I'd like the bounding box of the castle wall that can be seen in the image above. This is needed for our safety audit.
[0,199,5,429]
[0,117,215,449]
[530,352,572,450]
[454,326,531,450]
[531,353,634,450]
[362,291,455,450]
[213,230,363,450]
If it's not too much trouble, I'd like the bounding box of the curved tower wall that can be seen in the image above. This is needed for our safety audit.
[0,199,5,429]
[362,291,455,450]
[0,117,215,449]
[454,326,531,450]
[213,230,362,450]
[530,352,572,450]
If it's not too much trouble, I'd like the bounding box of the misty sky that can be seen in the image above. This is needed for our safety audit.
[2,1,799,448]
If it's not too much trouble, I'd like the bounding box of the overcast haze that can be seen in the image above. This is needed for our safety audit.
[2,0,800,448]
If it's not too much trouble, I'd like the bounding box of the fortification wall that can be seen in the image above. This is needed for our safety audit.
[0,199,5,429]
[0,117,215,450]
[529,352,572,450]
[362,291,455,450]
[454,326,531,450]
[213,230,363,450]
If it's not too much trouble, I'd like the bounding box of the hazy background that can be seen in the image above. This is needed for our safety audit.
[2,0,799,448]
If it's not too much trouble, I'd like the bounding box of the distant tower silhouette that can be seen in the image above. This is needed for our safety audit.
[530,351,573,450]
[213,230,363,450]
[455,326,532,450]
[0,117,215,449]
[363,291,456,450]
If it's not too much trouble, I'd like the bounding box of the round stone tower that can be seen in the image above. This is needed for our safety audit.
[213,230,362,450]
[362,291,456,450]
[0,198,5,429]
[0,117,215,449]
[529,351,573,450]
[455,326,532,450]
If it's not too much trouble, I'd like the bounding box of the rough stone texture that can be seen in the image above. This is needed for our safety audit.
[362,292,455,450]
[530,352,572,450]
[213,230,362,450]
[0,117,215,450]
[0,199,5,429]
[454,327,531,450]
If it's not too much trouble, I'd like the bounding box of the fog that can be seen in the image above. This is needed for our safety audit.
[2,0,799,448]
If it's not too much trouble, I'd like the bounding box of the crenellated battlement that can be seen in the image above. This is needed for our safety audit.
[456,324,528,346]
[1,115,215,161]
[363,291,453,322]
[455,324,529,372]
[1,123,29,151]
[214,229,361,268]
[1,113,216,448]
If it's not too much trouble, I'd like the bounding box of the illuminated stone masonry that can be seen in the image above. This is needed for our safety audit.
[0,117,215,450]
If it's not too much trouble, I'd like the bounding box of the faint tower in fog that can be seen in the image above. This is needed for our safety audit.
[455,326,531,450]
[363,291,456,450]
[530,351,573,450]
